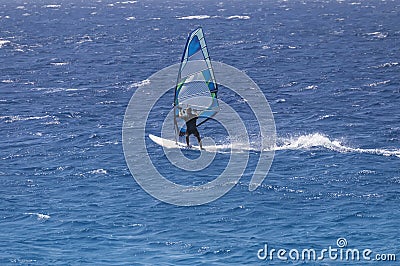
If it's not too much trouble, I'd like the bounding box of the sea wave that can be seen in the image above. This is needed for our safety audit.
[366,80,390,87]
[88,169,108,175]
[50,62,69,66]
[372,62,399,69]
[0,40,11,48]
[0,115,55,123]
[177,15,210,20]
[30,87,87,94]
[24,212,50,220]
[43,4,61,9]
[317,114,335,120]
[365,31,388,39]
[128,79,150,89]
[226,15,250,20]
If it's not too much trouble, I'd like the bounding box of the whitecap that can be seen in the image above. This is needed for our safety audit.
[89,169,108,174]
[0,40,11,48]
[98,100,117,104]
[366,31,388,39]
[125,16,135,21]
[303,85,318,90]
[77,35,92,44]
[198,246,211,253]
[43,4,61,8]
[317,114,335,120]
[275,98,286,103]
[362,193,382,198]
[32,87,65,94]
[358,169,376,175]
[226,15,250,20]
[281,82,297,88]
[50,62,69,66]
[373,62,398,68]
[25,212,50,220]
[177,15,210,20]
[367,80,390,87]
[129,223,144,227]
[0,115,53,123]
[129,79,150,89]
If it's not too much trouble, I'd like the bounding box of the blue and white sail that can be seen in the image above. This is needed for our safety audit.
[174,27,219,137]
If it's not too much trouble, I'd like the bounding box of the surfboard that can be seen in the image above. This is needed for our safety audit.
[149,134,203,151]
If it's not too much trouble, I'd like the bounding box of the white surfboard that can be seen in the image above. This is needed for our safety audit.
[149,134,247,154]
[149,134,203,151]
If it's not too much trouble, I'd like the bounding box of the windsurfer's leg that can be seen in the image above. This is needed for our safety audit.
[194,131,203,150]
[186,133,190,147]
[198,137,203,150]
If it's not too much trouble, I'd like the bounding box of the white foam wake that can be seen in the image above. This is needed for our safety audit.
[275,133,400,158]
[151,133,400,158]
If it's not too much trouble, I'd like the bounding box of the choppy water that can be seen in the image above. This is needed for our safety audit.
[1,0,399,264]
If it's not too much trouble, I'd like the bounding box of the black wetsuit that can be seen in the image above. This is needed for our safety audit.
[186,115,199,137]
[182,109,202,149]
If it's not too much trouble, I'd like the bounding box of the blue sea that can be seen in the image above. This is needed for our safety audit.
[1,0,399,264]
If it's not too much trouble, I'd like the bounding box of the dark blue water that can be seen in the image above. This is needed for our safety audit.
[1,0,399,264]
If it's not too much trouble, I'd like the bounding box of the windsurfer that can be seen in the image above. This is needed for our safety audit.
[179,107,203,150]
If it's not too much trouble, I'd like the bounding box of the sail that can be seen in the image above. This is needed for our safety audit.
[174,27,218,137]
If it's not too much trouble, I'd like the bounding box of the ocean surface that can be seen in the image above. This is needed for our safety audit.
[1,0,399,264]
